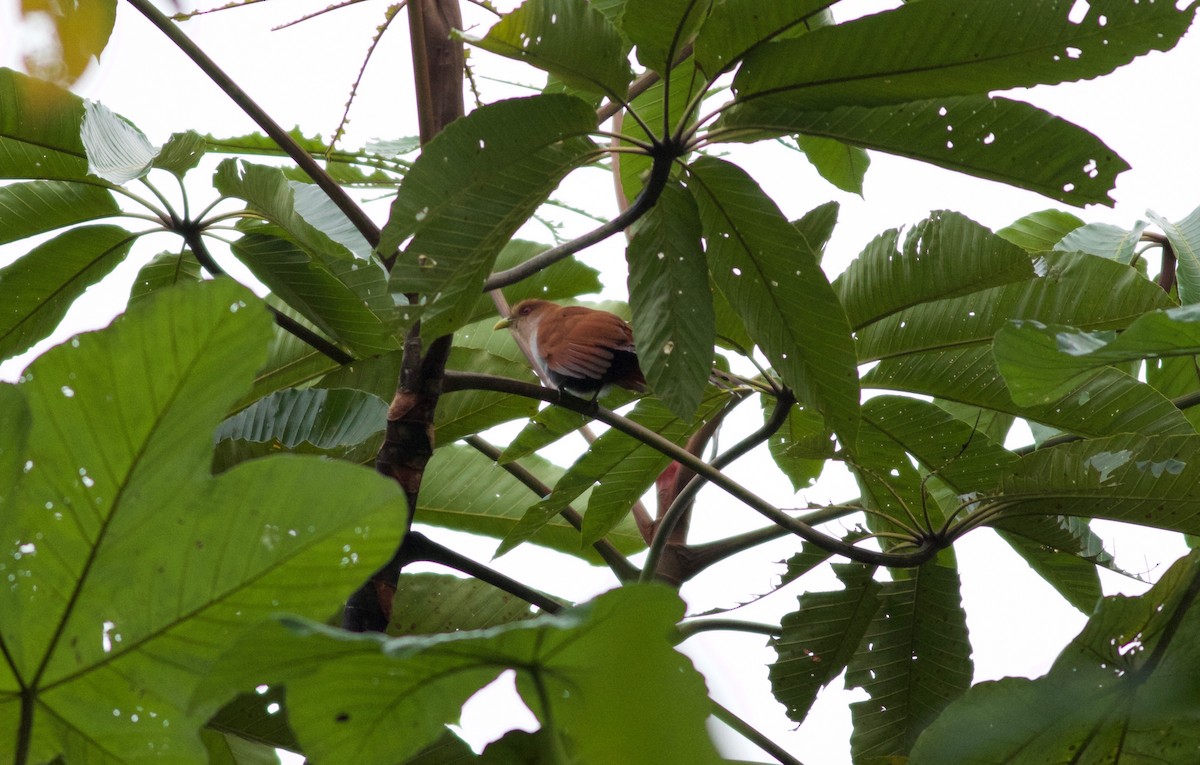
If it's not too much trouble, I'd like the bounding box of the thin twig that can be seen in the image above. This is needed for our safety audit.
[711,699,806,765]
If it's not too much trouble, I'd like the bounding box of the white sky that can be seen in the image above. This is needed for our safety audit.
[3,1,1200,763]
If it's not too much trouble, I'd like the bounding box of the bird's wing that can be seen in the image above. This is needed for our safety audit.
[538,307,634,380]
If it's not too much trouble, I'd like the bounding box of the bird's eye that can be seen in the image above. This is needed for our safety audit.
[519,305,533,316]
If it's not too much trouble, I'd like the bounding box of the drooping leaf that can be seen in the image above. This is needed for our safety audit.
[688,155,859,447]
[196,587,723,765]
[627,180,714,420]
[80,99,157,184]
[910,550,1200,765]
[1148,205,1200,305]
[693,0,834,76]
[834,210,1035,331]
[765,396,831,492]
[793,134,868,195]
[846,562,973,763]
[466,0,633,98]
[0,279,406,763]
[381,95,598,341]
[770,562,881,722]
[719,95,1129,206]
[620,0,709,74]
[992,516,1120,615]
[0,179,119,246]
[996,209,1086,252]
[153,130,208,178]
[732,0,1196,112]
[0,224,134,363]
[19,0,116,83]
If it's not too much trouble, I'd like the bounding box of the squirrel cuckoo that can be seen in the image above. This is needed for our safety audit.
[495,299,647,397]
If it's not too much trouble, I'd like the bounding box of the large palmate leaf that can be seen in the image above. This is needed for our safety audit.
[0,279,406,764]
[719,95,1129,206]
[0,224,135,363]
[627,180,714,420]
[418,443,645,563]
[0,68,94,181]
[732,0,1196,112]
[834,211,1035,331]
[910,550,1200,765]
[466,0,633,98]
[0,180,119,246]
[693,0,833,76]
[196,586,723,765]
[995,305,1200,407]
[846,562,973,763]
[688,155,859,447]
[992,435,1200,539]
[381,95,598,342]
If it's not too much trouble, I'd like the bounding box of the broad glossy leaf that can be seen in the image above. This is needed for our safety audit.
[857,251,1173,363]
[693,0,833,76]
[231,232,397,356]
[995,305,1200,407]
[198,587,722,765]
[910,550,1200,765]
[0,280,406,763]
[19,0,115,83]
[688,155,859,447]
[996,434,1200,535]
[719,95,1128,206]
[628,180,713,420]
[382,95,598,341]
[0,179,119,246]
[128,249,204,304]
[0,224,134,363]
[81,100,156,184]
[1149,206,1200,305]
[419,443,645,562]
[846,562,973,763]
[770,563,880,722]
[467,0,633,97]
[732,0,1195,111]
[866,346,1194,438]
[620,0,709,73]
[996,209,1085,252]
[388,573,539,636]
[835,210,1035,331]
[0,68,93,181]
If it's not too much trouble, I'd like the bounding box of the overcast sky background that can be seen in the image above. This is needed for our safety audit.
[3,1,1200,762]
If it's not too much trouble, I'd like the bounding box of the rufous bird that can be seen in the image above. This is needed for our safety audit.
[495,299,647,398]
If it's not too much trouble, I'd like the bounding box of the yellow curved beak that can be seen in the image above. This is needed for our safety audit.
[494,316,513,330]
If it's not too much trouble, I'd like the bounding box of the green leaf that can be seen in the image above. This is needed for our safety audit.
[993,517,1113,614]
[0,68,92,181]
[234,299,343,411]
[0,179,119,246]
[0,279,406,763]
[382,95,598,341]
[628,180,714,420]
[996,209,1085,252]
[19,0,116,83]
[201,729,283,765]
[128,249,204,304]
[620,0,709,73]
[153,130,207,178]
[0,224,134,363]
[688,155,859,447]
[770,563,881,722]
[207,687,299,753]
[231,232,397,356]
[693,0,833,76]
[866,346,1194,438]
[197,586,723,765]
[835,210,1035,331]
[436,318,541,444]
[418,444,645,563]
[497,404,589,463]
[474,238,603,324]
[996,434,1200,536]
[856,251,1173,363]
[793,134,868,195]
[388,573,540,636]
[846,562,973,762]
[80,99,157,184]
[1055,219,1149,264]
[732,0,1196,112]
[0,385,30,507]
[467,0,633,98]
[1149,205,1200,305]
[614,59,700,204]
[765,396,831,492]
[719,95,1129,206]
[910,550,1200,765]
[995,305,1200,406]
